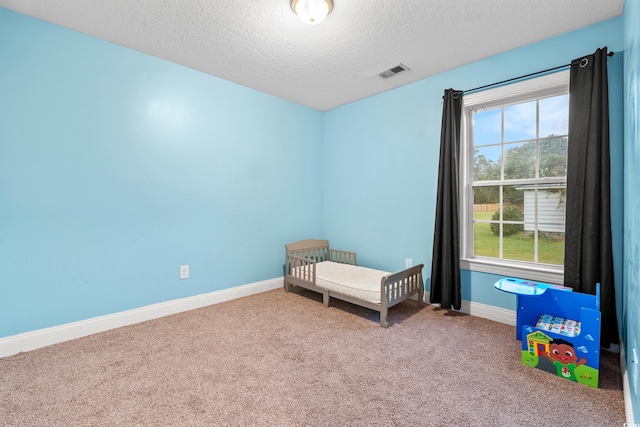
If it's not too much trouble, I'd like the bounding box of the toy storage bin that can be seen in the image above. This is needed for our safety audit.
[495,278,601,388]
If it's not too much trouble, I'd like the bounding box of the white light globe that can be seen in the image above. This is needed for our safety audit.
[293,0,331,25]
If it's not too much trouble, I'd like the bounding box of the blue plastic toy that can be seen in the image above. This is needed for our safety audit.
[495,278,601,388]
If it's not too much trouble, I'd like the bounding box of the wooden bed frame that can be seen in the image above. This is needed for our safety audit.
[284,239,425,327]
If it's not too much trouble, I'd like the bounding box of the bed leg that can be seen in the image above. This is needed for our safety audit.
[418,288,425,306]
[283,280,289,293]
[380,308,388,328]
[323,292,329,308]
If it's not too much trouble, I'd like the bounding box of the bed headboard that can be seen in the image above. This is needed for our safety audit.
[285,239,330,259]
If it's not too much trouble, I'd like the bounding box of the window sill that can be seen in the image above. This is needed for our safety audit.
[460,258,564,285]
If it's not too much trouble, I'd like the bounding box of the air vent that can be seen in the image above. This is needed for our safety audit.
[378,63,410,79]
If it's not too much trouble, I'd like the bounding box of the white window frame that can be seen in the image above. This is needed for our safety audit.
[459,70,570,284]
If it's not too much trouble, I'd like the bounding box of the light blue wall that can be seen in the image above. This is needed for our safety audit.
[0,8,324,338]
[324,17,625,312]
[624,0,640,421]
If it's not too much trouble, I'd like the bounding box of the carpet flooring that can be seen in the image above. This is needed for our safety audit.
[0,287,625,426]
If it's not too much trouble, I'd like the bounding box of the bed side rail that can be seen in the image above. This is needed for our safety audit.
[285,254,317,283]
[327,249,356,265]
[381,264,425,307]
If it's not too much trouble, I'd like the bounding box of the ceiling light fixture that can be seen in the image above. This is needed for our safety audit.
[291,0,333,25]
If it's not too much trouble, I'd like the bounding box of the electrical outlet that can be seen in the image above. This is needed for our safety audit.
[180,265,189,280]
[405,258,413,268]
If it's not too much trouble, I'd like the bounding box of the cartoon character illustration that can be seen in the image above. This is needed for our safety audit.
[545,338,587,381]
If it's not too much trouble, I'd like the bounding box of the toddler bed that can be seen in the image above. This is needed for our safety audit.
[284,239,424,327]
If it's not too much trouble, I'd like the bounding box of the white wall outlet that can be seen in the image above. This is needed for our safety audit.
[405,258,413,268]
[179,265,189,280]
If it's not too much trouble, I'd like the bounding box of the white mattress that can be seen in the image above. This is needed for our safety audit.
[293,261,390,304]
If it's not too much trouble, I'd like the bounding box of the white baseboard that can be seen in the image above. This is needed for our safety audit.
[0,277,283,358]
[423,291,516,326]
[620,338,637,427]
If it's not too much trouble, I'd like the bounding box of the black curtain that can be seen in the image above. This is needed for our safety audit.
[565,47,618,347]
[430,89,463,310]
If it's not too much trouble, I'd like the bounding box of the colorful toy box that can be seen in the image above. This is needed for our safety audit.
[495,278,601,388]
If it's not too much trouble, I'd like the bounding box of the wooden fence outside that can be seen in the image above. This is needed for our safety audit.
[473,203,524,212]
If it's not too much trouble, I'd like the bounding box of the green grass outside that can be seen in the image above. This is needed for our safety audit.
[473,212,564,265]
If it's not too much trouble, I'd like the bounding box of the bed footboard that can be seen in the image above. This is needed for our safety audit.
[284,253,331,306]
[379,264,425,328]
[286,254,316,283]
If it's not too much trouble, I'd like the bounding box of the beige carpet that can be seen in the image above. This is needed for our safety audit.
[0,287,625,426]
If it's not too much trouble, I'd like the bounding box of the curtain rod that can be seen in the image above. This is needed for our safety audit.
[462,50,614,96]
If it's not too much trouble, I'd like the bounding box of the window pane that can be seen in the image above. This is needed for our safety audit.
[502,185,524,227]
[504,101,536,142]
[503,184,524,210]
[473,145,501,181]
[539,137,567,178]
[538,187,566,230]
[521,186,566,265]
[501,186,528,262]
[539,94,569,137]
[474,221,499,258]
[504,141,535,180]
[473,186,500,258]
[503,232,534,262]
[473,108,501,146]
[473,186,500,210]
[518,185,566,225]
[538,230,565,266]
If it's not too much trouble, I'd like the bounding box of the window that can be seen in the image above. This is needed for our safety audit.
[460,71,570,283]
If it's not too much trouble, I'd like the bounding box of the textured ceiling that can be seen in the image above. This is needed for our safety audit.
[0,0,625,111]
